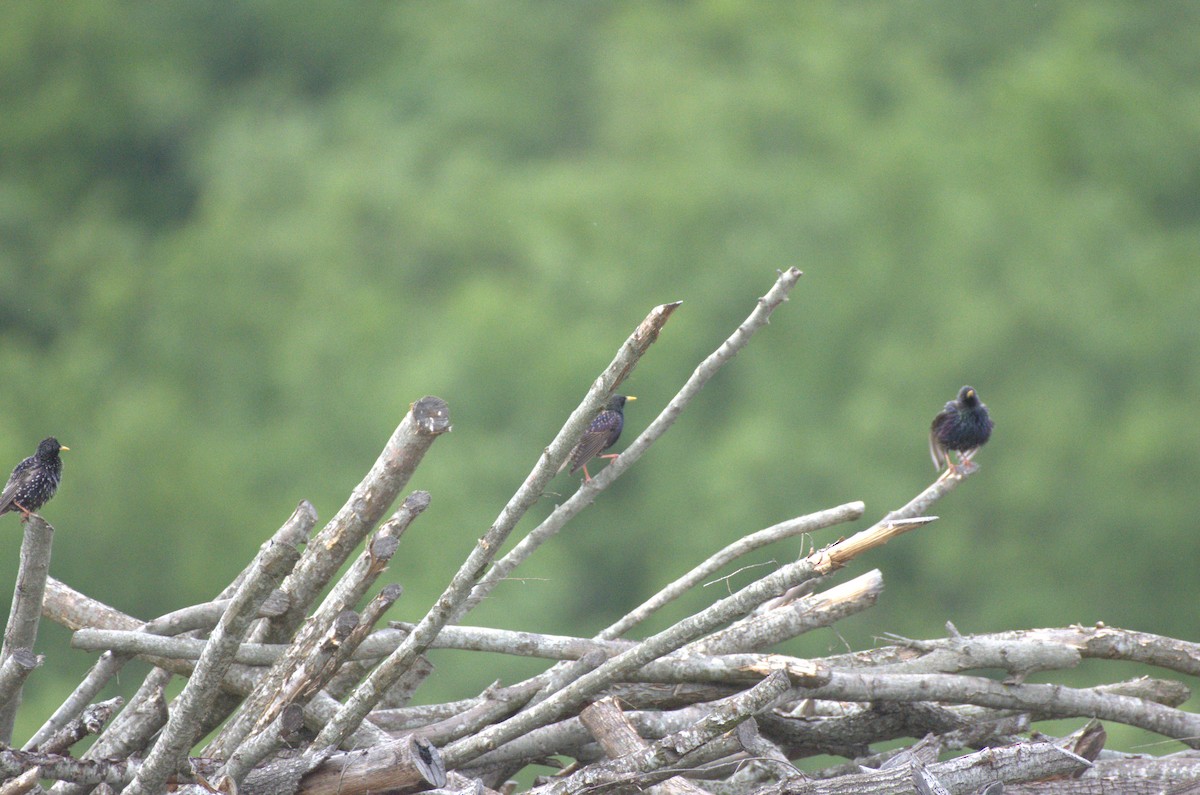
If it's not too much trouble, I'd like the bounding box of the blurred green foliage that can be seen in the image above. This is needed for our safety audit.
[1,1,1198,749]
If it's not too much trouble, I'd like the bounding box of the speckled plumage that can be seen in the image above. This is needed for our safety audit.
[929,386,993,471]
[0,437,68,519]
[561,395,635,481]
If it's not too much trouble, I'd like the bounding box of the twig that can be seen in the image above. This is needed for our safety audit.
[128,591,291,637]
[820,624,1200,679]
[763,514,936,610]
[57,666,170,794]
[409,682,545,747]
[763,441,978,613]
[0,514,56,743]
[386,624,633,660]
[601,500,863,641]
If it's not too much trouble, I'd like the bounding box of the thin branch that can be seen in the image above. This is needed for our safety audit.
[35,697,123,754]
[464,270,803,620]
[601,500,863,641]
[24,653,132,758]
[819,624,1200,679]
[0,748,138,789]
[70,624,631,665]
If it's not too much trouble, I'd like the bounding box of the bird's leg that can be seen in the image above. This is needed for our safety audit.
[13,501,33,520]
[598,454,619,460]
[582,464,593,483]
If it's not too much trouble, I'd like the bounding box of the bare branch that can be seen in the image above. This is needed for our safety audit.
[580,697,709,795]
[34,697,122,755]
[207,493,426,759]
[219,585,405,787]
[602,500,864,641]
[310,298,684,752]
[263,400,448,642]
[762,741,1087,794]
[526,673,791,795]
[687,569,883,655]
[124,534,303,795]
[0,650,40,726]
[465,270,804,620]
[71,624,631,665]
[442,547,832,767]
[286,735,446,795]
[794,669,1200,747]
[0,514,56,742]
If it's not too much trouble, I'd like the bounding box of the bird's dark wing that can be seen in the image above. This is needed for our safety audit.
[0,462,32,515]
[928,426,948,470]
[929,407,955,470]
[567,429,617,474]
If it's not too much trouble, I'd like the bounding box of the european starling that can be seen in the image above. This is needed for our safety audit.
[929,386,993,473]
[561,395,636,482]
[0,437,68,520]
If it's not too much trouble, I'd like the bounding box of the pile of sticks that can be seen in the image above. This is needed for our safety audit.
[3,269,1199,794]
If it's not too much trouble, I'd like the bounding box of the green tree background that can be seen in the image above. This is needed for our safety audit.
[1,2,1198,748]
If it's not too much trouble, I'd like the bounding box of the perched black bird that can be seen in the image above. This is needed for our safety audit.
[0,437,69,519]
[561,395,636,482]
[929,386,993,473]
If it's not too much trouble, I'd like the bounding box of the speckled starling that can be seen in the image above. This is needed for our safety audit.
[561,395,636,482]
[929,386,993,472]
[0,437,68,519]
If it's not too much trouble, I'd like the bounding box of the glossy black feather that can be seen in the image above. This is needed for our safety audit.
[929,386,993,470]
[0,437,67,517]
[563,395,633,476]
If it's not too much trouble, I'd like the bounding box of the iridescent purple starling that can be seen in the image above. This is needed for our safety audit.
[561,395,636,482]
[929,386,992,472]
[0,437,68,520]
